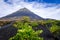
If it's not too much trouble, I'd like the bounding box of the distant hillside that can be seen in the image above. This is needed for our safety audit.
[1,8,43,20]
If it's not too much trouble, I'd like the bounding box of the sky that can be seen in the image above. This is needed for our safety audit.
[0,0,60,20]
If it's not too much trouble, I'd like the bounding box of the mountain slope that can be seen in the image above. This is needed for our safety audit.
[2,8,43,20]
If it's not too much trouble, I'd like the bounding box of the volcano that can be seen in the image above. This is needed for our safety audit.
[1,8,43,20]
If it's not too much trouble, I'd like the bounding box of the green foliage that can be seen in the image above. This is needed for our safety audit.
[50,25,60,33]
[38,20,46,25]
[48,20,60,39]
[21,16,30,22]
[38,19,60,38]
[8,16,60,40]
[49,25,60,39]
[9,20,43,40]
[30,21,39,27]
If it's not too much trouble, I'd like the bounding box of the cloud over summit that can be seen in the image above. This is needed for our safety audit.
[0,0,60,20]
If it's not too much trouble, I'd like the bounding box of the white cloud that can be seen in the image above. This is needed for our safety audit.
[0,0,60,20]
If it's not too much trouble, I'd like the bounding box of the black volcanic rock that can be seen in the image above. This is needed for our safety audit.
[2,8,43,20]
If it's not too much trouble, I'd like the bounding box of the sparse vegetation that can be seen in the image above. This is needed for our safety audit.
[0,21,11,26]
[0,16,60,40]
[9,17,43,40]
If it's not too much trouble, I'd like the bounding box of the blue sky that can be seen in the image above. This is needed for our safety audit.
[27,0,60,3]
[0,0,60,20]
[4,0,60,4]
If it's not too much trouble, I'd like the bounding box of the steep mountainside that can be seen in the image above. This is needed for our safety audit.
[1,8,43,20]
